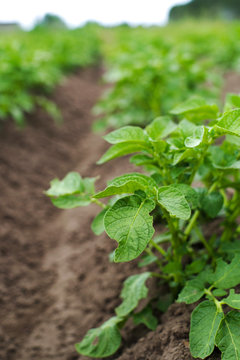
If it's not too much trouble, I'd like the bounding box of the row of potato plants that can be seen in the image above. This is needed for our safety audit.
[47,94,240,359]
[0,24,100,126]
[94,21,240,131]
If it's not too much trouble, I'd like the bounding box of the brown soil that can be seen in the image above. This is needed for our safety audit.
[1,68,240,360]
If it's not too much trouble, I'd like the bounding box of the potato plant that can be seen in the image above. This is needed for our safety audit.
[47,96,240,359]
[0,25,100,126]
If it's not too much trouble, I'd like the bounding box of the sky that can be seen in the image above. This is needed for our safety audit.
[1,0,190,29]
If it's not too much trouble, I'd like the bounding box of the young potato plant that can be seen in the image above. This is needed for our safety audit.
[46,96,240,359]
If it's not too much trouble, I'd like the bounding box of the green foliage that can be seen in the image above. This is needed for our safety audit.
[75,316,122,358]
[116,272,151,316]
[104,196,155,262]
[190,301,224,358]
[133,305,158,330]
[215,311,240,360]
[46,172,96,209]
[47,93,240,359]
[93,22,240,131]
[179,255,240,358]
[0,25,100,126]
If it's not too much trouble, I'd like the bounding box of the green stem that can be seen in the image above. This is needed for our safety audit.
[204,288,223,313]
[184,181,219,239]
[151,272,170,280]
[145,247,163,269]
[194,226,215,262]
[91,198,106,209]
[150,239,167,257]
[184,210,200,238]
[188,144,210,185]
[220,197,240,242]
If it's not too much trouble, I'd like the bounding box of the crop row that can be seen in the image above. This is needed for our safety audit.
[0,24,101,126]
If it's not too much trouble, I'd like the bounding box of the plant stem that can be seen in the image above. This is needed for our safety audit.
[184,210,200,238]
[91,198,106,209]
[204,288,223,313]
[220,195,240,242]
[184,181,219,239]
[194,226,215,262]
[150,239,167,257]
[151,272,170,280]
[145,247,163,269]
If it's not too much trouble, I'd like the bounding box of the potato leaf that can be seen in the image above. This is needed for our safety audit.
[46,173,96,209]
[95,173,157,198]
[145,116,177,139]
[46,172,84,197]
[115,272,151,317]
[171,183,199,209]
[215,311,240,360]
[104,195,155,262]
[212,255,240,289]
[190,301,224,358]
[133,305,158,330]
[177,277,205,304]
[91,208,108,235]
[170,97,218,122]
[158,185,191,220]
[199,190,224,218]
[75,316,122,358]
[50,194,92,209]
[103,126,148,144]
[97,142,151,164]
[223,290,240,310]
[185,126,207,148]
[216,109,240,137]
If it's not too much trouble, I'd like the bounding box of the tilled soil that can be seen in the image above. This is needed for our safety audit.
[1,68,240,360]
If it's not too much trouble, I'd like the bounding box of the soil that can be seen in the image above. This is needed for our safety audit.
[1,68,240,360]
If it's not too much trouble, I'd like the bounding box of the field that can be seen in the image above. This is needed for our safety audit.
[1,21,240,360]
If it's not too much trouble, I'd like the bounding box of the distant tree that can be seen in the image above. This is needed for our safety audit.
[34,14,67,30]
[169,0,240,21]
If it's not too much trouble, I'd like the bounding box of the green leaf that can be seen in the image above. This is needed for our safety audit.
[178,119,197,138]
[212,255,240,289]
[103,126,148,144]
[224,93,240,112]
[177,277,205,304]
[104,195,155,262]
[172,149,195,165]
[133,305,158,331]
[145,116,177,139]
[46,172,84,197]
[220,241,240,259]
[130,154,154,166]
[46,173,96,209]
[138,254,158,268]
[212,289,227,297]
[171,184,199,209]
[223,290,240,310]
[215,311,240,360]
[75,316,122,358]
[216,109,240,137]
[190,301,224,358]
[184,126,207,148]
[51,194,91,209]
[185,258,207,275]
[157,293,173,312]
[158,185,191,220]
[95,173,156,198]
[97,142,151,164]
[199,191,224,218]
[170,97,218,122]
[115,272,151,317]
[91,208,108,235]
